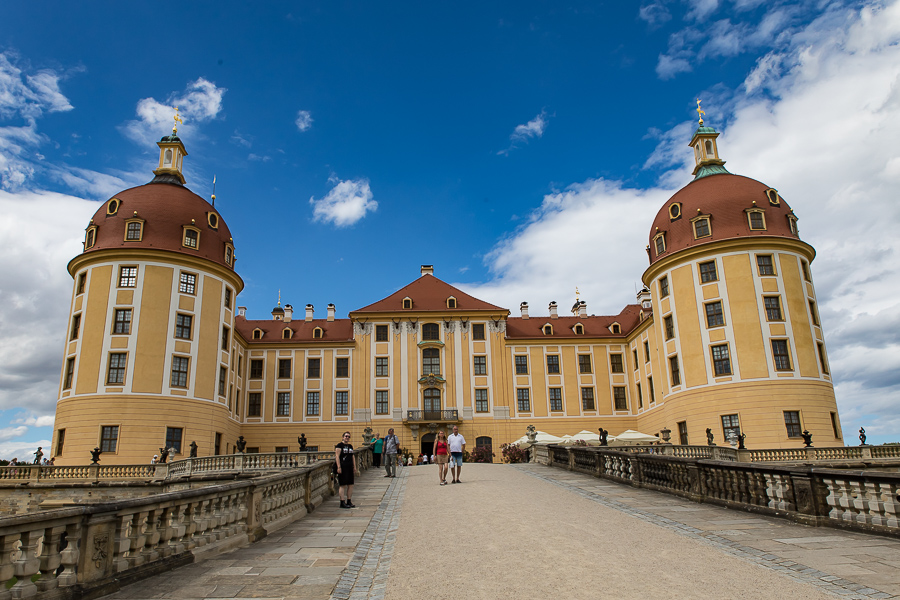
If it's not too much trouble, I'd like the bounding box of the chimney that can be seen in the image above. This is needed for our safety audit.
[327,303,335,322]
[421,264,434,276]
[237,306,247,318]
[549,301,558,319]
[520,302,529,319]
[284,304,293,323]
[637,286,652,312]
[305,304,314,322]
[579,301,587,318]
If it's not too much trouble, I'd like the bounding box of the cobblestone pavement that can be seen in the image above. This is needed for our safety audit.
[517,463,900,599]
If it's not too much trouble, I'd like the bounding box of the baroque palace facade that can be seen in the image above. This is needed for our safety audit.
[51,118,842,464]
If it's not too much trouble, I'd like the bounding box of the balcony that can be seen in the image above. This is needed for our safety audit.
[405,409,459,423]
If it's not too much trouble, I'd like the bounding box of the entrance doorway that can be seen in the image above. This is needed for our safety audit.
[421,433,435,459]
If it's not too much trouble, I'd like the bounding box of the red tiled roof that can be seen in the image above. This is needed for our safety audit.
[83,183,236,269]
[648,174,800,265]
[353,274,506,313]
[234,317,354,343]
[505,304,644,339]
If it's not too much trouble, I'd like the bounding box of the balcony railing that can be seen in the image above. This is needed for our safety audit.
[405,410,459,422]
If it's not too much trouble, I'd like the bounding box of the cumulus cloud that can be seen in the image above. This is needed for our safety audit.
[0,52,73,123]
[12,414,56,427]
[309,177,377,227]
[466,0,900,441]
[639,2,673,28]
[120,78,226,145]
[295,110,313,131]
[499,111,550,155]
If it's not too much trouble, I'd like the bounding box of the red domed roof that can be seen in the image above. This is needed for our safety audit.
[648,173,799,264]
[82,182,236,269]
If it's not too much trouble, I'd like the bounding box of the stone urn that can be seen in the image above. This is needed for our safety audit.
[525,425,538,444]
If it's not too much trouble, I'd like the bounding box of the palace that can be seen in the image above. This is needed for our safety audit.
[51,116,842,464]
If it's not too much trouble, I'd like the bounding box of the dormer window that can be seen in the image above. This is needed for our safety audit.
[691,215,711,239]
[654,233,666,256]
[208,213,219,229]
[252,329,263,340]
[107,198,121,216]
[610,323,621,334]
[787,214,799,236]
[183,227,200,249]
[668,203,682,220]
[124,219,144,241]
[85,226,97,249]
[747,209,766,230]
[543,324,553,335]
[225,244,234,266]
[403,297,412,309]
[766,188,781,206]
[313,327,323,339]
[574,323,584,335]
[282,328,293,339]
[447,296,457,309]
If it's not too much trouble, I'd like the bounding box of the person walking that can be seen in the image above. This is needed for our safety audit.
[433,430,450,485]
[382,428,399,478]
[372,433,383,468]
[447,425,466,483]
[335,432,359,509]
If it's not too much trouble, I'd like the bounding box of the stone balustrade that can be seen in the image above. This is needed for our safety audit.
[536,444,900,538]
[0,447,372,598]
[614,443,900,463]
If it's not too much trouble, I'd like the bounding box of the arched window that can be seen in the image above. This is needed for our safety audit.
[252,329,263,340]
[422,348,440,375]
[705,140,713,156]
[422,323,440,340]
[574,324,584,335]
[423,387,441,413]
[543,324,553,335]
[475,436,493,452]
[447,296,457,308]
[282,328,293,339]
[85,228,96,249]
[313,327,323,339]
[164,148,173,166]
[402,297,412,309]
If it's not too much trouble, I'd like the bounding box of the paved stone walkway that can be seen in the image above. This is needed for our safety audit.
[101,463,900,600]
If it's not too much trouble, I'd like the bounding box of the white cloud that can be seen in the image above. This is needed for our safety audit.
[0,426,29,442]
[309,177,377,227]
[0,52,73,123]
[639,2,673,27]
[466,0,900,441]
[12,414,56,427]
[499,111,550,155]
[120,78,226,145]
[0,437,51,462]
[295,110,313,131]
[686,0,719,22]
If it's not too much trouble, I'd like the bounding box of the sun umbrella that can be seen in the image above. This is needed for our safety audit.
[511,431,565,448]
[608,429,660,446]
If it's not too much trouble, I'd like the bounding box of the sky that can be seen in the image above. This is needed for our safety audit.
[2,0,899,456]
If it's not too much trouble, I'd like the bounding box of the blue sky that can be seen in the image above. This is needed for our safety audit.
[2,0,900,455]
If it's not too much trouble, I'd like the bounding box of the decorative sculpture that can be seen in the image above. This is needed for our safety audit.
[189,441,198,458]
[598,427,609,446]
[159,447,169,463]
[859,427,867,446]
[363,426,374,444]
[737,433,746,450]
[90,447,102,464]
[236,436,247,453]
[33,447,43,465]
[801,430,813,447]
[706,428,714,446]
[298,434,308,451]
[526,424,538,444]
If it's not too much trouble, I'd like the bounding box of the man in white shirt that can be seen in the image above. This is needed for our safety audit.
[447,425,466,483]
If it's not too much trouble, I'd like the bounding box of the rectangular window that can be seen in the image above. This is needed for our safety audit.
[817,343,829,374]
[705,301,725,327]
[55,428,66,456]
[659,276,669,298]
[613,386,627,411]
[276,392,291,416]
[246,447,259,454]
[764,296,783,321]
[721,414,740,441]
[275,446,289,453]
[516,388,531,412]
[678,421,688,445]
[515,355,528,375]
[64,357,75,390]
[237,355,242,374]
[655,235,666,255]
[113,309,132,334]
[644,341,650,363]
[218,366,227,396]
[809,300,820,326]
[125,221,142,240]
[224,288,232,309]
[669,356,681,386]
[248,392,261,417]
[475,389,489,412]
[170,356,189,388]
[70,314,81,340]
[609,354,623,373]
[579,354,593,374]
[664,315,674,340]
[772,339,792,371]
[165,427,183,453]
[178,272,197,295]
[336,357,349,378]
[831,412,841,439]
[756,255,775,276]
[648,376,655,403]
[632,349,638,369]
[801,260,811,282]
[749,212,765,230]
[77,273,86,295]
[375,390,389,414]
[214,432,222,455]
[107,353,127,385]
[636,382,643,409]
[306,391,319,416]
[472,323,485,340]
[375,357,389,377]
[306,358,319,378]
[118,266,137,288]
[221,326,230,350]
[175,313,192,339]
[375,324,389,341]
[335,391,349,415]
[582,387,596,411]
[699,261,718,282]
[183,229,198,248]
[278,359,292,378]
[711,344,732,376]
[784,410,801,437]
[249,359,263,379]
[473,356,487,375]
[100,425,119,453]
[693,218,710,238]
[546,355,560,374]
[548,388,562,411]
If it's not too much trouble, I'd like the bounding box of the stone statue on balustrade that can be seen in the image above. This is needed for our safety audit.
[33,447,43,464]
[159,447,169,463]
[298,434,308,451]
[236,436,247,453]
[189,441,198,458]
[801,430,813,447]
[598,428,609,446]
[859,427,867,446]
[706,428,714,446]
[90,447,102,464]
[737,433,746,450]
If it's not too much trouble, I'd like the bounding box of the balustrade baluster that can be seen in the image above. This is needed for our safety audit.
[36,525,65,592]
[10,528,42,598]
[57,522,80,588]
[0,533,21,600]
[141,509,161,563]
[113,513,131,573]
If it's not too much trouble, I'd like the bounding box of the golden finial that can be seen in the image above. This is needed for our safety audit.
[696,99,705,126]
[173,106,184,134]
[277,289,282,307]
